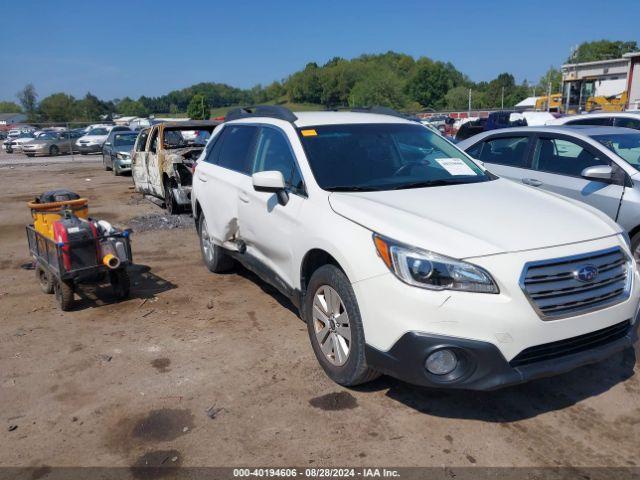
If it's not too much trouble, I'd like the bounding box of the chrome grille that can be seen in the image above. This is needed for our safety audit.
[520,247,631,320]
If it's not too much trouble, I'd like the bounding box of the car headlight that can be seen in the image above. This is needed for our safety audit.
[373,234,499,293]
[116,152,130,160]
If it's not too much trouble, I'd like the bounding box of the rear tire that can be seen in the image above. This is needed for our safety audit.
[54,279,74,311]
[36,265,54,294]
[198,214,234,273]
[103,156,111,171]
[304,265,380,386]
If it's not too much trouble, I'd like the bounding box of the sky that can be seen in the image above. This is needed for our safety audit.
[1,0,639,103]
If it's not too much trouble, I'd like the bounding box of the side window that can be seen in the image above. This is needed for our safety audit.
[135,130,149,152]
[216,125,258,174]
[252,128,304,194]
[149,129,159,153]
[477,136,530,168]
[566,117,612,126]
[465,142,482,159]
[614,117,640,130]
[532,137,609,176]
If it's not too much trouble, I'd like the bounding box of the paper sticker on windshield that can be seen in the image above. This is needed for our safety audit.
[435,158,477,176]
[301,129,317,137]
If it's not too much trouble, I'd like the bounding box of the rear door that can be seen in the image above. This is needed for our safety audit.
[465,133,534,182]
[132,128,150,192]
[238,125,305,289]
[195,124,258,246]
[529,133,624,220]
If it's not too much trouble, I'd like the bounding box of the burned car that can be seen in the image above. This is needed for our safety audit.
[131,121,220,213]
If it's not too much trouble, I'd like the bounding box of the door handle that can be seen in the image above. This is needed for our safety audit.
[239,191,249,203]
[522,178,542,187]
[197,173,207,182]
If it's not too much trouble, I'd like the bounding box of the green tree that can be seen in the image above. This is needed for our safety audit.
[187,94,209,120]
[538,66,562,93]
[39,93,76,122]
[0,101,22,113]
[569,40,638,63]
[348,70,407,109]
[406,59,464,109]
[17,84,38,121]
[117,97,149,117]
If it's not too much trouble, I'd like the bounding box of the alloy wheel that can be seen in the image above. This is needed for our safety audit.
[200,218,214,263]
[312,285,351,366]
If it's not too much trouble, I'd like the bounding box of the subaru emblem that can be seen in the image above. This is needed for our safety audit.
[575,265,599,283]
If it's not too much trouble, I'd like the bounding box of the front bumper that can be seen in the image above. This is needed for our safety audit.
[353,235,640,390]
[22,145,48,155]
[365,318,638,390]
[77,144,102,153]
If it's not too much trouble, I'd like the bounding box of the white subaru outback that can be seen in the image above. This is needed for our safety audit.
[191,106,639,390]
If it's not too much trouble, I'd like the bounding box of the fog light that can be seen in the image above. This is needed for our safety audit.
[425,349,457,375]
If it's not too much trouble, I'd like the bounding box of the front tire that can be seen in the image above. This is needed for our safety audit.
[164,180,179,214]
[49,145,59,156]
[198,214,234,273]
[109,269,130,299]
[304,265,379,386]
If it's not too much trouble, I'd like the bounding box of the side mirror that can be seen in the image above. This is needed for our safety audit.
[581,165,613,181]
[252,170,289,205]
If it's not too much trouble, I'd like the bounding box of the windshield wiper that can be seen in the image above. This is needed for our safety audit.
[389,179,462,190]
[325,186,385,192]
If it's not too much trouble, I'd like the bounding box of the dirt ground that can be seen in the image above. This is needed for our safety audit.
[0,152,639,473]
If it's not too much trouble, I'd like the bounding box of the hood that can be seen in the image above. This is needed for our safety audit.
[114,145,133,154]
[328,178,621,259]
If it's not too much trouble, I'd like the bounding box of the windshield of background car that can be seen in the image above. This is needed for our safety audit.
[593,133,640,169]
[39,133,58,140]
[88,128,108,136]
[114,134,137,147]
[164,128,212,148]
[298,123,490,191]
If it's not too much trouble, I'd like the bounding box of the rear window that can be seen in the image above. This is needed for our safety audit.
[476,136,530,168]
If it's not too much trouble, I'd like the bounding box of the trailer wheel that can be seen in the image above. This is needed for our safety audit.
[36,264,54,294]
[54,279,74,311]
[110,269,130,300]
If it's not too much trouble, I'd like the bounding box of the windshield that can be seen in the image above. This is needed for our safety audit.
[298,123,490,191]
[88,128,109,136]
[164,128,211,148]
[38,133,58,140]
[593,133,640,169]
[114,133,137,147]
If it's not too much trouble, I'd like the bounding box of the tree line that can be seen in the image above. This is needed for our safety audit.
[3,40,636,123]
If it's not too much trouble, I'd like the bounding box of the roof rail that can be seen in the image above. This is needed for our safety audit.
[351,105,421,123]
[225,105,298,123]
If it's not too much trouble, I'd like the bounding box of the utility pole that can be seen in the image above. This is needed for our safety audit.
[501,87,504,110]
[547,82,552,112]
[468,89,471,115]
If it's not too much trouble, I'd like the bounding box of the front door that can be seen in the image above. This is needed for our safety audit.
[529,134,624,221]
[145,127,162,197]
[238,126,305,290]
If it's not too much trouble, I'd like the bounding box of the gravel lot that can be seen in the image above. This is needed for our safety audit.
[0,150,639,474]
